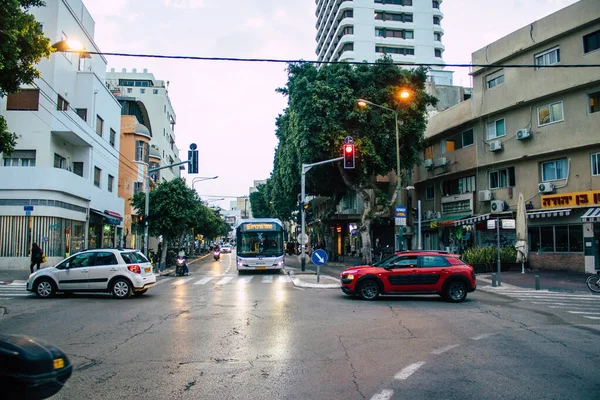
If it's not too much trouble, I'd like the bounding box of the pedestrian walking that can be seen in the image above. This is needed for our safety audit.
[30,243,43,273]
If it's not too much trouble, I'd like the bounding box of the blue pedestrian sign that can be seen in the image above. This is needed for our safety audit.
[311,249,328,266]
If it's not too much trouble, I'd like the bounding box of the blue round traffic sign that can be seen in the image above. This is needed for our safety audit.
[311,249,328,266]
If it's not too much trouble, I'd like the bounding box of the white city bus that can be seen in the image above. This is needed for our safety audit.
[235,218,285,273]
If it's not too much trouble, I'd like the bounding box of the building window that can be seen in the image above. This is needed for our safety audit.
[591,153,600,176]
[341,42,354,52]
[433,16,440,25]
[108,174,114,192]
[375,46,414,55]
[432,0,439,8]
[374,0,412,4]
[425,186,434,200]
[133,182,144,195]
[442,175,475,195]
[153,89,158,94]
[96,115,104,136]
[135,140,149,164]
[75,108,87,121]
[441,128,474,153]
[434,32,442,41]
[118,79,152,87]
[542,158,568,182]
[376,28,413,39]
[140,88,145,94]
[57,95,69,111]
[78,54,86,71]
[424,145,433,160]
[2,150,36,167]
[529,225,583,253]
[94,167,101,188]
[109,128,116,147]
[489,167,516,189]
[486,119,505,139]
[486,71,504,89]
[6,89,39,111]
[535,46,560,69]
[537,101,563,126]
[462,129,474,147]
[73,161,83,177]
[434,49,442,57]
[53,153,66,169]
[127,88,132,94]
[587,90,600,114]
[340,26,354,37]
[583,29,600,54]
[375,12,413,22]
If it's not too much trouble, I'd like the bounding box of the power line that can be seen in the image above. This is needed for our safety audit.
[78,50,600,68]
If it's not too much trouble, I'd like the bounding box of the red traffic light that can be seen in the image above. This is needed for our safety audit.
[345,145,353,153]
[343,143,355,169]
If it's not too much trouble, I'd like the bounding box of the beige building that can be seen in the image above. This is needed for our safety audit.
[412,0,600,272]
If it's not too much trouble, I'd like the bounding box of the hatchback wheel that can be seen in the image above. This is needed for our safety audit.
[35,278,56,298]
[358,280,380,301]
[444,281,467,302]
[111,279,131,299]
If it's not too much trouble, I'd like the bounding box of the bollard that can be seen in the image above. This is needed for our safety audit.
[535,275,540,290]
[491,273,497,287]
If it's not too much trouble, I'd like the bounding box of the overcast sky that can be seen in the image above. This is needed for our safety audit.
[84,0,579,211]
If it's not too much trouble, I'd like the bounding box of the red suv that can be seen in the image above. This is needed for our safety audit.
[340,251,476,302]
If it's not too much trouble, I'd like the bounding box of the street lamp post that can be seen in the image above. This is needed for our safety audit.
[405,186,421,250]
[191,176,218,192]
[357,93,410,251]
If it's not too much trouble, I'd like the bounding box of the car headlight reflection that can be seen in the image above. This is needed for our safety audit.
[345,274,354,280]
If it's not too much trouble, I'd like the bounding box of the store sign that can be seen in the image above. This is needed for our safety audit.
[541,190,600,209]
[487,220,496,230]
[501,219,516,229]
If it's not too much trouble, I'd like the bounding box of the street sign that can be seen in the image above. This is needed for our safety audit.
[311,249,328,266]
[24,206,34,211]
[298,233,309,245]
[395,206,406,226]
[25,211,31,217]
[501,219,516,229]
[395,218,406,226]
[487,220,496,230]
[344,136,354,144]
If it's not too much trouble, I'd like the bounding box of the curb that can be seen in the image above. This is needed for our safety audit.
[286,269,340,289]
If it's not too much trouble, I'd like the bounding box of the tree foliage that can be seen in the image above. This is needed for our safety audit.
[261,58,436,262]
[248,183,274,218]
[0,0,54,155]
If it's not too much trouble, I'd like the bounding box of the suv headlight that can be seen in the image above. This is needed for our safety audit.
[343,274,355,280]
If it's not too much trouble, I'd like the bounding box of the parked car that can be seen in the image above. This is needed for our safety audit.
[340,250,476,302]
[26,249,156,299]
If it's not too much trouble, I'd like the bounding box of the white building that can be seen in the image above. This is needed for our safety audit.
[0,0,124,269]
[315,0,453,85]
[106,69,182,182]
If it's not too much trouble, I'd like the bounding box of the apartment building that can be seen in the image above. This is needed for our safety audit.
[315,0,453,85]
[0,0,125,269]
[412,0,600,272]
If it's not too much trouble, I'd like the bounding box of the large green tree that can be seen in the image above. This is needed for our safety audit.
[268,58,436,263]
[248,183,274,218]
[0,0,54,155]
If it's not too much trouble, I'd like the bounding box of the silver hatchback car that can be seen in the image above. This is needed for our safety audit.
[26,249,156,299]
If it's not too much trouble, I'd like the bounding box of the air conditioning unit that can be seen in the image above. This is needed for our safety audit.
[435,157,447,167]
[424,159,433,169]
[516,129,532,140]
[538,182,555,193]
[489,140,503,152]
[491,200,506,213]
[478,190,493,202]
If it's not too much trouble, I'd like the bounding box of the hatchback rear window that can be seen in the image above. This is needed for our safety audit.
[120,251,149,264]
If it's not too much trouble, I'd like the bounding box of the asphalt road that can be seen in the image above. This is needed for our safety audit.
[1,252,599,399]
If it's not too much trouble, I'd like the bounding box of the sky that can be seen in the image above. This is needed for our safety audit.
[84,0,580,211]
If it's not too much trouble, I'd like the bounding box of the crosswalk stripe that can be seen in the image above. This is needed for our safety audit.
[216,276,233,285]
[277,275,292,283]
[583,316,600,320]
[507,294,600,300]
[194,277,214,285]
[516,297,600,303]
[0,293,30,297]
[568,311,600,315]
[172,278,193,286]
[237,276,254,284]
[0,287,29,291]
[262,276,273,283]
[547,305,600,310]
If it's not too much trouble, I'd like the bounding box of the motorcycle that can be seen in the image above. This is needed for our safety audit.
[175,257,188,276]
[213,250,221,261]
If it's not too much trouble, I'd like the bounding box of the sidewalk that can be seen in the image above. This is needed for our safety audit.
[283,255,363,289]
[477,270,592,293]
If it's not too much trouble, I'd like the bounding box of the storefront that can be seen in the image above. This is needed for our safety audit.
[88,209,123,249]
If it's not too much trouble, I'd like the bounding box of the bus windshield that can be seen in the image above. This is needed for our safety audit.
[238,231,283,258]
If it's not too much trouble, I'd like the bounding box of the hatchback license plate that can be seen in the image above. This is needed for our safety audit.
[53,358,65,370]
[145,267,151,273]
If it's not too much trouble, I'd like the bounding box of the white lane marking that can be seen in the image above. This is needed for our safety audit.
[510,296,600,301]
[277,275,292,283]
[0,293,30,297]
[583,316,600,320]
[431,344,460,355]
[0,287,29,290]
[262,276,273,283]
[194,277,214,285]
[172,278,193,286]
[547,305,600,310]
[237,276,254,284]
[568,311,600,315]
[472,333,495,341]
[370,389,394,400]
[216,276,234,285]
[394,361,426,380]
[531,302,585,306]
[8,283,26,287]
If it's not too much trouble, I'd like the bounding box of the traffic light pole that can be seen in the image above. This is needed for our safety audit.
[300,157,343,271]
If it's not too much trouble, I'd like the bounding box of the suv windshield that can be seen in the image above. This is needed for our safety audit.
[373,254,398,267]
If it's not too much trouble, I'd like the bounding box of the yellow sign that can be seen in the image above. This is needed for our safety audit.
[244,224,274,230]
[541,190,600,209]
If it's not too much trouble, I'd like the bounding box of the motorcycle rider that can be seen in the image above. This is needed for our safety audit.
[213,244,221,260]
[177,247,189,275]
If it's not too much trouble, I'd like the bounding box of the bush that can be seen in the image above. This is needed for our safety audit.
[463,246,517,267]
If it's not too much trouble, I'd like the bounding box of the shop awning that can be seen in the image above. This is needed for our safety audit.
[91,209,122,226]
[527,208,571,219]
[453,211,513,226]
[432,214,470,228]
[581,207,600,222]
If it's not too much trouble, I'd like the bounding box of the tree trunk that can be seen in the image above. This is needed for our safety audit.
[160,236,168,268]
[360,218,373,265]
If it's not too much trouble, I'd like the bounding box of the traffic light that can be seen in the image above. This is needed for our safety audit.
[304,202,313,222]
[343,143,355,169]
[188,143,198,174]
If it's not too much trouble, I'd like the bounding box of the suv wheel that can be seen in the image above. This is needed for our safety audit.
[111,279,131,299]
[444,281,467,302]
[35,278,56,298]
[358,280,380,301]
